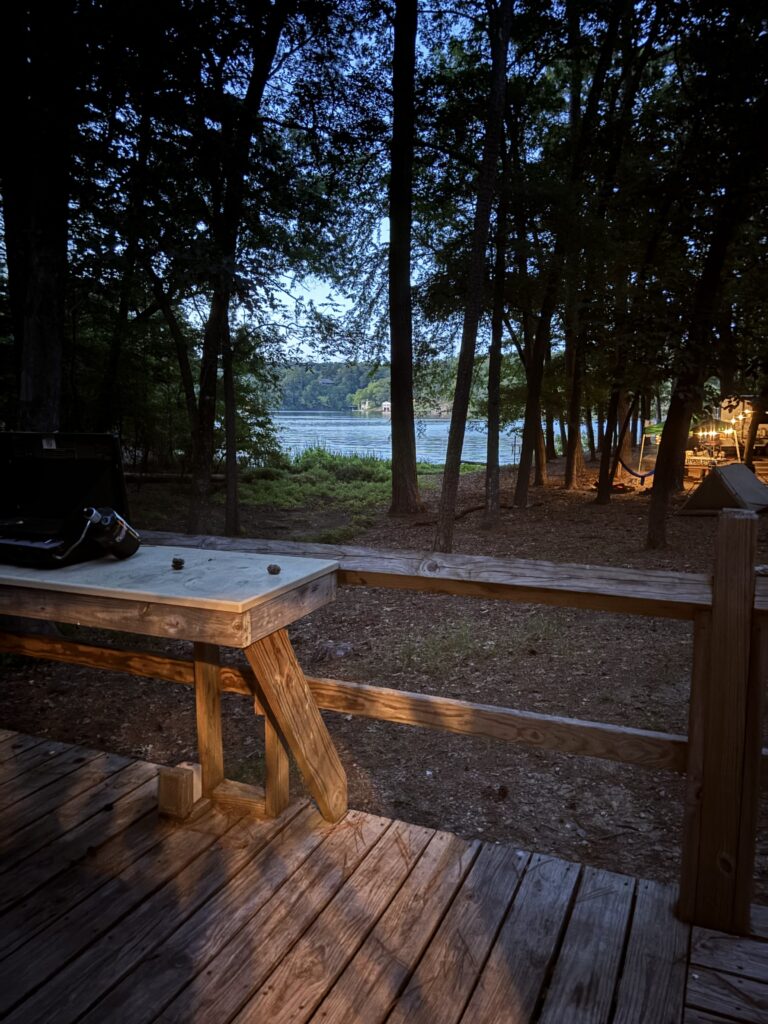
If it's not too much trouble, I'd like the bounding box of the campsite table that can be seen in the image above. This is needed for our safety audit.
[0,546,347,821]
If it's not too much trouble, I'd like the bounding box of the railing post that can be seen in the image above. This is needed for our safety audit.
[678,509,762,933]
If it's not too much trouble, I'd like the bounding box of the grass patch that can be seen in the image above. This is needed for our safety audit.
[238,447,391,513]
[237,448,480,513]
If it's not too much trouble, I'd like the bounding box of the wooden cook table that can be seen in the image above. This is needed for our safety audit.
[0,546,347,821]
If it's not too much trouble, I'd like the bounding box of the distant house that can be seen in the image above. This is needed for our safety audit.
[359,399,371,412]
[381,400,391,414]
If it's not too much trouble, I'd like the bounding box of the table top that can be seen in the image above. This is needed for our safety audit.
[0,546,338,615]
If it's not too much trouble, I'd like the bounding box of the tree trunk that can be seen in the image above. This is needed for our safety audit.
[2,4,79,430]
[434,0,513,552]
[647,379,697,548]
[545,412,557,461]
[585,406,596,460]
[484,193,508,527]
[188,286,227,533]
[388,0,423,514]
[744,397,765,469]
[222,326,241,536]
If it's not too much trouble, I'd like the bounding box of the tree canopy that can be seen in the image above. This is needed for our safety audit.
[2,0,766,546]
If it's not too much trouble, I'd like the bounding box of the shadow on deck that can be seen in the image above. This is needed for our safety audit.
[0,729,766,1024]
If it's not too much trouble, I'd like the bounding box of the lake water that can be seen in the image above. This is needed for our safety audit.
[274,410,521,465]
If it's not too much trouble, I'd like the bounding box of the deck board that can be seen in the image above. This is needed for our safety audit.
[0,743,102,811]
[537,866,635,1024]
[0,730,765,1024]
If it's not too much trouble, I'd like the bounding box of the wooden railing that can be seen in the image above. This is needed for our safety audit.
[1,510,764,935]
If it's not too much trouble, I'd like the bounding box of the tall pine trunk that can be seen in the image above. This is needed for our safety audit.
[389,0,423,514]
[434,0,513,552]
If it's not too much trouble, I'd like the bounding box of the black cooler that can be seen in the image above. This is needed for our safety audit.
[0,432,138,568]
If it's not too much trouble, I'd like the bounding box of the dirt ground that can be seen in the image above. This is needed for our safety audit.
[1,460,766,901]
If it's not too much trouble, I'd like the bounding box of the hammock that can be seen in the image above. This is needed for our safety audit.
[618,458,655,482]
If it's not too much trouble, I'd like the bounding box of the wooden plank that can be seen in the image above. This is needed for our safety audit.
[305,675,688,773]
[0,564,335,648]
[0,633,690,773]
[387,843,529,1024]
[0,810,177,959]
[73,805,353,1024]
[0,586,256,646]
[686,968,768,1024]
[461,854,581,1024]
[690,926,768,981]
[5,801,309,1024]
[683,1010,738,1024]
[679,609,711,920]
[212,778,266,817]
[232,819,433,1024]
[735,615,767,924]
[264,717,290,816]
[154,811,392,1024]
[0,630,199,686]
[0,547,337,614]
[245,628,347,822]
[157,765,195,819]
[194,642,224,795]
[0,736,61,779]
[749,903,768,939]
[0,733,43,760]
[538,867,634,1024]
[0,728,19,744]
[143,531,715,619]
[612,880,689,1024]
[0,755,149,866]
[313,831,478,1024]
[689,510,758,933]
[0,756,148,869]
[0,807,234,1015]
[0,745,102,812]
[0,773,159,914]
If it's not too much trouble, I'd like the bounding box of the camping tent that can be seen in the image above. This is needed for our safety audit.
[681,463,768,515]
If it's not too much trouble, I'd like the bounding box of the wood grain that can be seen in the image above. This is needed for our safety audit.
[313,831,478,1024]
[157,766,195,819]
[193,642,224,795]
[77,805,340,1024]
[690,925,768,980]
[0,758,152,868]
[0,810,175,960]
[388,843,528,1024]
[233,819,433,1024]
[305,675,688,772]
[686,968,768,1024]
[691,510,758,933]
[0,808,230,1016]
[0,773,159,916]
[9,803,310,1024]
[0,632,693,774]
[144,530,716,619]
[0,744,102,812]
[678,609,711,921]
[461,854,580,1024]
[538,867,634,1024]
[212,778,267,817]
[155,810,391,1024]
[245,628,347,822]
[613,880,690,1024]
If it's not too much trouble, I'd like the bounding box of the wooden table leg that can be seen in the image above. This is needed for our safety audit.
[245,628,347,822]
[194,642,224,796]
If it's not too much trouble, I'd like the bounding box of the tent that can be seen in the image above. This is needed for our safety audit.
[681,463,768,515]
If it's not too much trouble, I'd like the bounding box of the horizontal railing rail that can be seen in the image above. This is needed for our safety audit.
[143,529,768,618]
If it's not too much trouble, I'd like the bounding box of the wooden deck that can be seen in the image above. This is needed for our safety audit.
[0,730,766,1024]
